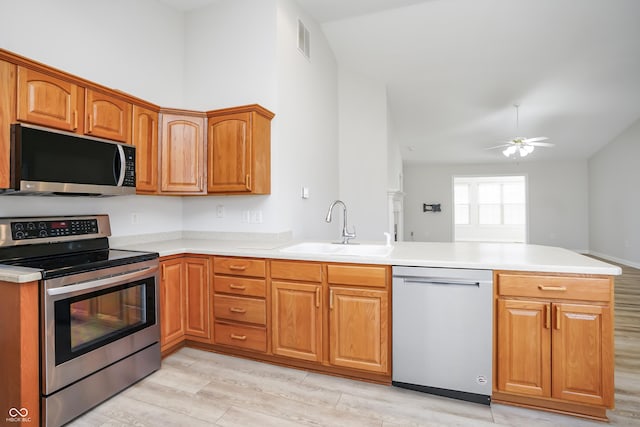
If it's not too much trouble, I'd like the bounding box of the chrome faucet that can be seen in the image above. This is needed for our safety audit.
[325,200,356,244]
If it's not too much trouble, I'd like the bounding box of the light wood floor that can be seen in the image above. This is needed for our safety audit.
[70,260,640,426]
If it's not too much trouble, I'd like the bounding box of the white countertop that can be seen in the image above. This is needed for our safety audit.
[0,238,622,284]
[118,238,622,276]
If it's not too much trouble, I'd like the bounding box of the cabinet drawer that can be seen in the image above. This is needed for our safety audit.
[271,260,322,282]
[497,273,612,302]
[214,257,266,278]
[214,276,266,297]
[214,322,267,352]
[327,264,388,288]
[214,294,266,325]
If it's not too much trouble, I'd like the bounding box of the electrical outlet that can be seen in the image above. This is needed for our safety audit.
[251,210,263,224]
[131,213,139,224]
[216,205,224,218]
[242,210,250,223]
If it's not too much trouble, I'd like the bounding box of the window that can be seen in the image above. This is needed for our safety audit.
[453,176,527,243]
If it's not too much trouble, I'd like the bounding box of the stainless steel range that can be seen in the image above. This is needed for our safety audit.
[0,215,160,427]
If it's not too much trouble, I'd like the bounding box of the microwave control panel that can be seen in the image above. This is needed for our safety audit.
[123,145,136,187]
[11,219,99,240]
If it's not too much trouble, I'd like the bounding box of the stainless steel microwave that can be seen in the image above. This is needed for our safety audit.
[3,123,136,196]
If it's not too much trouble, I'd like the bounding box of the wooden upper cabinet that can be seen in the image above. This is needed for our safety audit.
[16,66,82,132]
[0,60,16,189]
[207,105,274,194]
[85,89,131,143]
[159,110,206,194]
[132,105,159,193]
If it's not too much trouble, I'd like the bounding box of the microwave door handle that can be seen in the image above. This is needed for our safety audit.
[114,144,126,186]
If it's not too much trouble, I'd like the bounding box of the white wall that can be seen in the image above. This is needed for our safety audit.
[181,0,340,238]
[337,68,389,242]
[0,0,185,236]
[403,160,589,251]
[589,117,640,267]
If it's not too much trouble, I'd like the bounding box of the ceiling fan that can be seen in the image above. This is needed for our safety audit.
[486,105,554,158]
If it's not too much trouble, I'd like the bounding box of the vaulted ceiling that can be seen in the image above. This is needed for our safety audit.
[161,0,640,164]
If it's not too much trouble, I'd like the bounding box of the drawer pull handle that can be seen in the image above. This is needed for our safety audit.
[230,334,247,341]
[229,284,246,290]
[229,307,246,314]
[229,265,248,271]
[538,285,567,292]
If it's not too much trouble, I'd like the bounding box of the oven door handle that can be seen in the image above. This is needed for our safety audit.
[47,266,156,297]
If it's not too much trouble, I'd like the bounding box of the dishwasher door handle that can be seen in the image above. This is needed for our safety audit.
[401,278,481,287]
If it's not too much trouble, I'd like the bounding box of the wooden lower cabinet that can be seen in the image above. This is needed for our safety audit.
[212,256,268,353]
[271,280,323,362]
[497,299,551,397]
[160,257,185,351]
[552,303,613,407]
[329,286,389,373]
[160,256,211,352]
[184,256,211,342]
[494,271,614,420]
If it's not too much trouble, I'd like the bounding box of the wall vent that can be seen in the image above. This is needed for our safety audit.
[297,19,310,59]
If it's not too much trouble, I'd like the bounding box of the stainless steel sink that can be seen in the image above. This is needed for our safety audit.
[280,242,393,257]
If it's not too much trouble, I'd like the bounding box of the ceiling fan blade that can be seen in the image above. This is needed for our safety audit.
[485,144,511,150]
[529,142,555,147]
[522,136,548,143]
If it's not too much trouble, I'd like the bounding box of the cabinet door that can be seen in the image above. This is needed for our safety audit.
[160,113,205,193]
[272,281,323,362]
[0,60,16,189]
[329,286,388,373]
[184,257,211,340]
[160,258,185,349]
[17,67,81,132]
[552,303,613,406]
[496,299,551,397]
[132,105,159,193]
[207,112,251,193]
[85,89,131,142]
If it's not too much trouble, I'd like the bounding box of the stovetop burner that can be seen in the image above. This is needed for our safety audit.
[0,215,158,279]
[5,247,158,279]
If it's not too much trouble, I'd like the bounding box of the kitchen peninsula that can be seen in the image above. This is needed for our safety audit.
[0,237,621,422]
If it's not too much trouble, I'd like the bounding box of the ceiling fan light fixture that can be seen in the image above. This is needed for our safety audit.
[503,145,517,157]
[519,147,529,157]
[525,145,535,154]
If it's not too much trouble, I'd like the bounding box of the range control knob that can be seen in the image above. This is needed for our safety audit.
[39,230,48,237]
[15,231,24,240]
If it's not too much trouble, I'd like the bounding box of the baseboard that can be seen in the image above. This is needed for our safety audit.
[588,251,640,269]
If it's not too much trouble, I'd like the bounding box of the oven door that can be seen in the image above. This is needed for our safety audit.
[42,258,159,395]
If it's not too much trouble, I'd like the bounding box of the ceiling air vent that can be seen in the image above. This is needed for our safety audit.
[297,19,310,59]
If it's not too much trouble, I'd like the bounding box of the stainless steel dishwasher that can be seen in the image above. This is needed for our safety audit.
[392,266,493,404]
